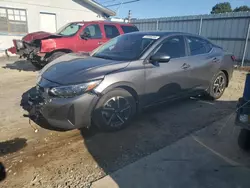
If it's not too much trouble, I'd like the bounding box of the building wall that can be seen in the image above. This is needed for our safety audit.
[0,0,104,53]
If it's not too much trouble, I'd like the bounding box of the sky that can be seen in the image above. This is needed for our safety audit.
[96,0,250,18]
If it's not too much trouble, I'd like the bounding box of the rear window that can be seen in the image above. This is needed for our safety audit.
[121,25,139,33]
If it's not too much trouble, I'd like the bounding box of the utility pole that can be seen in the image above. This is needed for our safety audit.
[128,10,131,23]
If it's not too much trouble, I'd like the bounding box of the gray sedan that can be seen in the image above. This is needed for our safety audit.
[29,32,235,131]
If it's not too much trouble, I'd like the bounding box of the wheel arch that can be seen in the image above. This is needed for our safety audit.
[45,48,73,58]
[95,82,140,111]
[220,69,229,87]
[53,48,73,53]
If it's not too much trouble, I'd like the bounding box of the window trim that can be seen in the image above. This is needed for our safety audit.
[0,6,28,34]
[150,35,188,60]
[80,24,103,39]
[184,35,213,57]
[104,24,120,39]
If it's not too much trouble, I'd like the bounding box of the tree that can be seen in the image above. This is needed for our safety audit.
[234,6,250,12]
[211,2,232,14]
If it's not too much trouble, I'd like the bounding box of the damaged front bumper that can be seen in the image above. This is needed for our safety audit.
[28,85,99,130]
[28,90,45,120]
[10,39,29,56]
[8,39,41,59]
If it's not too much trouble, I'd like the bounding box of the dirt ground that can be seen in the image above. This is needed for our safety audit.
[0,57,248,188]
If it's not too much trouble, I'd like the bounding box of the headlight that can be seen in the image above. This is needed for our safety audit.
[49,80,101,98]
[16,41,24,49]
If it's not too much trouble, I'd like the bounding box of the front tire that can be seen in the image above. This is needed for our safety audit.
[47,51,66,63]
[207,71,227,100]
[92,88,136,132]
[238,129,250,151]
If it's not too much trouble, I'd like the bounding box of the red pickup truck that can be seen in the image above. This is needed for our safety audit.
[8,20,138,69]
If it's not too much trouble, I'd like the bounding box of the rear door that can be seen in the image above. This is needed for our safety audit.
[103,24,120,40]
[184,36,222,91]
[77,24,106,52]
[145,35,193,105]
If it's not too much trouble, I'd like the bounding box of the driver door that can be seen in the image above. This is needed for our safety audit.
[77,24,106,52]
[144,35,193,105]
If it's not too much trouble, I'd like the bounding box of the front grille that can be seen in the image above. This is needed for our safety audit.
[28,86,45,108]
[36,85,44,93]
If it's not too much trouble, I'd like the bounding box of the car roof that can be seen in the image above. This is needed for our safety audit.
[70,20,136,26]
[123,31,210,40]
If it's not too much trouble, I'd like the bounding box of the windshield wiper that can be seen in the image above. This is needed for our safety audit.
[94,55,114,60]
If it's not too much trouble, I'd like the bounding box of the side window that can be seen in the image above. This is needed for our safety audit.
[156,36,186,58]
[121,25,139,33]
[104,25,120,39]
[82,24,102,39]
[187,36,212,56]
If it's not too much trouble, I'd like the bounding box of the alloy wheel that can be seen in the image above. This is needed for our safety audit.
[213,75,225,97]
[101,96,131,127]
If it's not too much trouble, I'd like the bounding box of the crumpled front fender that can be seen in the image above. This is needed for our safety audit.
[40,39,56,53]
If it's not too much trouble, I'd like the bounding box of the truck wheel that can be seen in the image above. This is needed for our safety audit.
[238,129,250,151]
[92,88,136,132]
[47,51,66,63]
[30,60,44,70]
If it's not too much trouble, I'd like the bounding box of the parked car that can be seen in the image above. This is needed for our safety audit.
[7,21,138,69]
[28,31,235,132]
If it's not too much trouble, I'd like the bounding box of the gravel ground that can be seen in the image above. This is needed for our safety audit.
[0,57,247,188]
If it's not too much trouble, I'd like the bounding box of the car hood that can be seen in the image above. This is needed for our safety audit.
[41,53,130,85]
[22,31,62,42]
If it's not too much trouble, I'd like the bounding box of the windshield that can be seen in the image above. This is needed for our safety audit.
[92,33,161,61]
[56,23,82,36]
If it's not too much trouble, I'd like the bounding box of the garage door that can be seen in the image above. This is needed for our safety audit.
[39,12,56,32]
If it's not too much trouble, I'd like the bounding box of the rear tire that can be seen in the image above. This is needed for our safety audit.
[207,71,227,100]
[238,129,250,151]
[47,51,66,63]
[92,88,136,132]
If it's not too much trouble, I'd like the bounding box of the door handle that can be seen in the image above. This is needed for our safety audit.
[212,57,219,62]
[181,63,190,69]
[98,41,104,45]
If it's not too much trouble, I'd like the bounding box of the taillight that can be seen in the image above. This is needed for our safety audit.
[231,55,236,61]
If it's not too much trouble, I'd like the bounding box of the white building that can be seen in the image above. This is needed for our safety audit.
[0,0,115,53]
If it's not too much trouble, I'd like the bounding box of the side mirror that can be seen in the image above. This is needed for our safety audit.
[80,32,90,40]
[150,53,171,63]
